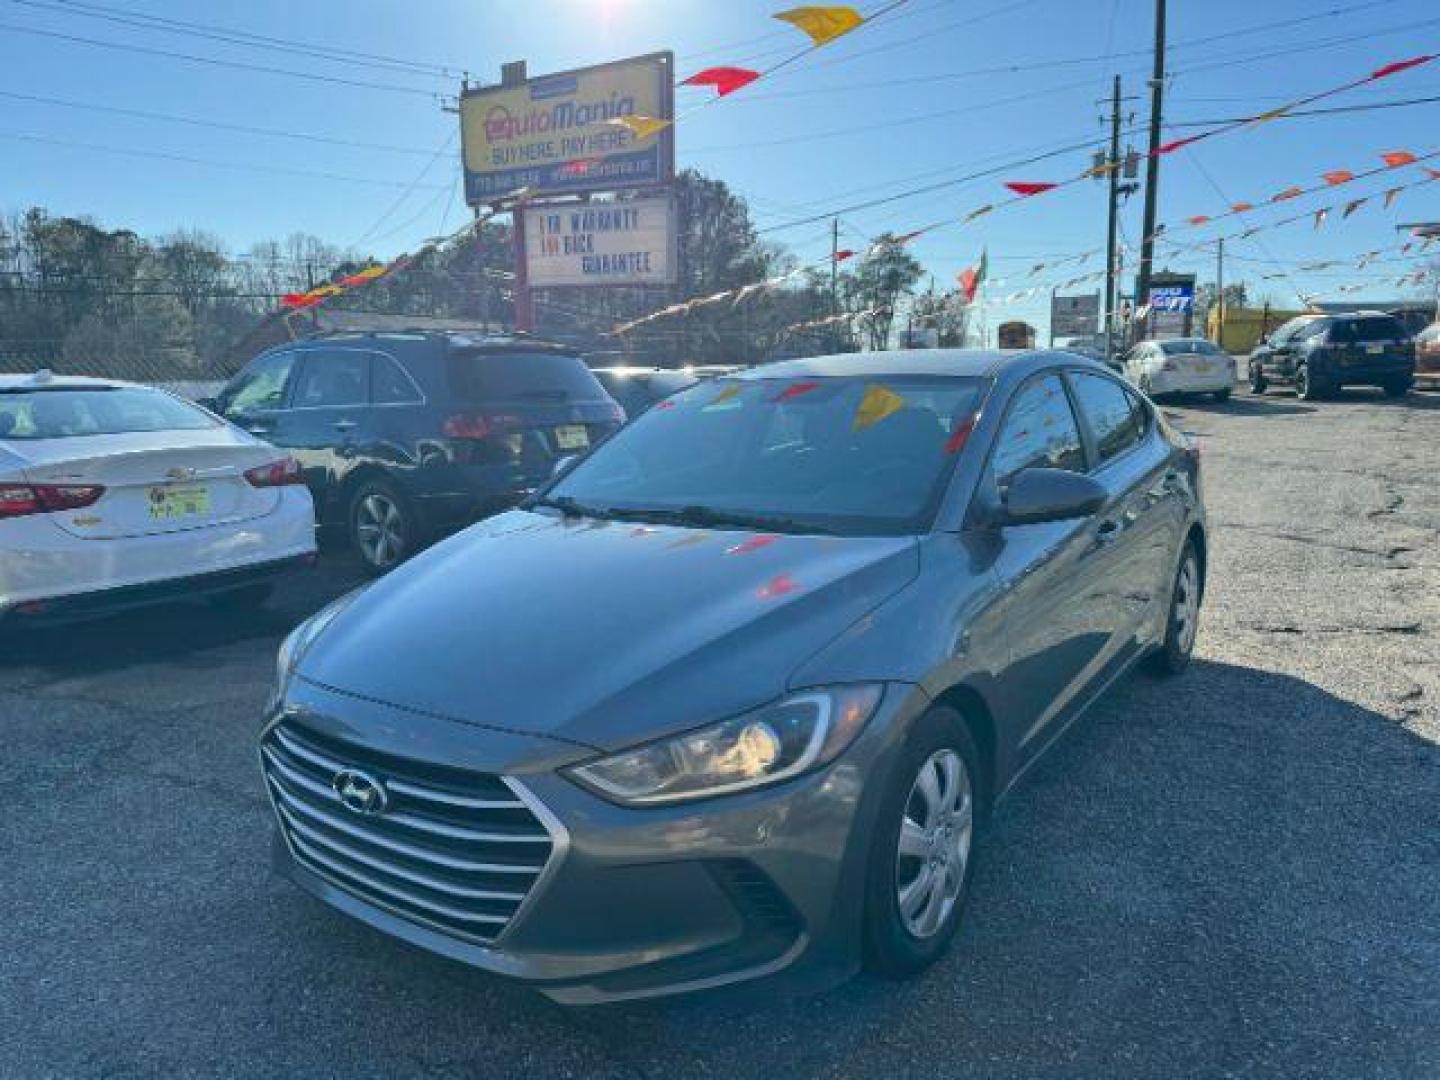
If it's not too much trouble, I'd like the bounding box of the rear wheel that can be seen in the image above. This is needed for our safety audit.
[1249,365,1268,394]
[349,479,417,577]
[863,707,983,979]
[1294,363,1322,401]
[1147,539,1202,676]
[1213,387,1232,402]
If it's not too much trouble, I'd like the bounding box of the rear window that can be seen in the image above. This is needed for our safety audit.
[1160,339,1223,356]
[0,387,216,440]
[447,350,606,402]
[1349,317,1407,342]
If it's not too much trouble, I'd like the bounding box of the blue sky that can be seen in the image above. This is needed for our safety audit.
[3,0,1438,333]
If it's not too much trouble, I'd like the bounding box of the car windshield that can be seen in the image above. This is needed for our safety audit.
[1160,340,1223,356]
[544,375,986,536]
[1269,318,1318,345]
[0,386,217,440]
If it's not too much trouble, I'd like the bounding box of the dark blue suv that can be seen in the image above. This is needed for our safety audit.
[211,332,622,574]
[1248,312,1415,400]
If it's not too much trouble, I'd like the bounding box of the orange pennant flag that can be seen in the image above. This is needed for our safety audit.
[1381,150,1417,167]
[1322,170,1354,186]
[1230,202,1254,213]
[340,265,387,288]
[1271,186,1303,202]
[1187,215,1210,226]
[604,115,672,141]
[773,5,865,46]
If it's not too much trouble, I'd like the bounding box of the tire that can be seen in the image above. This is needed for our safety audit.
[1248,366,1268,394]
[204,582,274,612]
[1294,362,1321,401]
[1147,538,1202,677]
[349,478,417,577]
[1382,378,1412,398]
[863,707,984,979]
[1213,387,1232,402]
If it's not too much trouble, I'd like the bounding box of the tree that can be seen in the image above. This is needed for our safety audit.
[907,287,972,347]
[841,235,924,350]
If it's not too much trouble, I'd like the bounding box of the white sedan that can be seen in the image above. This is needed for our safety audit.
[1122,338,1235,400]
[0,372,315,623]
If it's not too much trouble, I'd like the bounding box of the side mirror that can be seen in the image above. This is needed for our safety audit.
[999,468,1107,526]
[552,454,578,478]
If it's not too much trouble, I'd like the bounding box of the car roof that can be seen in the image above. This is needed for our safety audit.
[284,330,579,356]
[590,366,693,376]
[735,348,1100,381]
[0,372,135,391]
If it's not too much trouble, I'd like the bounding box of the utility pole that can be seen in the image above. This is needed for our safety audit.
[830,217,841,351]
[1135,0,1167,336]
[1214,237,1225,346]
[1104,74,1123,365]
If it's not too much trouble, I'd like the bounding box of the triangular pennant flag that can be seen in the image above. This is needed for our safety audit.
[1322,170,1354,186]
[963,204,994,223]
[1027,263,1046,277]
[280,293,321,309]
[833,249,856,262]
[1157,135,1202,155]
[1272,186,1304,202]
[1341,198,1367,218]
[1251,106,1290,125]
[957,250,987,303]
[1187,215,1210,226]
[1369,55,1436,80]
[1384,187,1402,209]
[1004,181,1058,197]
[852,384,906,431]
[339,265,388,288]
[773,5,864,46]
[893,227,929,245]
[1314,208,1328,230]
[1231,202,1254,213]
[603,115,672,141]
[680,66,761,97]
[1381,150,1417,168]
[1425,167,1440,180]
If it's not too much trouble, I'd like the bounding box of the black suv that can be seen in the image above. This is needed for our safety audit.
[210,332,622,574]
[1248,312,1415,400]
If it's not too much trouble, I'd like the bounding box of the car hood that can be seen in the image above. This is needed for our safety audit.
[296,510,919,752]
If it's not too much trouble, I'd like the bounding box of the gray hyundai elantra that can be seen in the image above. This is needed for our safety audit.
[259,348,1206,1004]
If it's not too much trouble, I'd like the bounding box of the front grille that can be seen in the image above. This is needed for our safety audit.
[261,717,556,946]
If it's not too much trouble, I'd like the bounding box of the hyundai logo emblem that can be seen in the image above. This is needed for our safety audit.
[332,769,388,816]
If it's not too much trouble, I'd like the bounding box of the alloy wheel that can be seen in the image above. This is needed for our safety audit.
[895,748,973,939]
[355,492,406,569]
[1173,550,1201,656]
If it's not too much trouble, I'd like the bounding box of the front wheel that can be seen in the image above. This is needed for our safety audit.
[1382,377,1412,398]
[1294,363,1320,401]
[1147,539,1202,676]
[1249,365,1268,394]
[1213,387,1232,402]
[349,479,417,577]
[863,708,983,979]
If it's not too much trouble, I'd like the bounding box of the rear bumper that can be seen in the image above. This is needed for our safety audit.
[1,552,316,624]
[0,488,316,617]
[1147,366,1235,395]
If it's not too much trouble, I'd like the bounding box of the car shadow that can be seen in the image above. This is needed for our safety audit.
[1164,393,1316,417]
[257,659,1439,1075]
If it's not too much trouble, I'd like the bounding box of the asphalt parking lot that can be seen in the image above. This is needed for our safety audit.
[3,384,1438,1078]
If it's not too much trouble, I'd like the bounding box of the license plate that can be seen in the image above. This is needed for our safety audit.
[148,485,210,520]
[554,424,590,451]
[1193,362,1212,373]
[1366,343,1385,355]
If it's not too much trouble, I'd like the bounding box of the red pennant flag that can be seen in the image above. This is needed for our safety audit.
[774,381,820,403]
[1322,170,1354,186]
[833,249,856,262]
[1426,168,1440,180]
[1271,186,1304,202]
[1230,202,1254,213]
[280,293,322,309]
[1004,181,1058,197]
[1187,215,1210,226]
[680,66,761,97]
[1157,135,1202,155]
[1369,55,1435,80]
[1382,150,1417,167]
[893,228,929,245]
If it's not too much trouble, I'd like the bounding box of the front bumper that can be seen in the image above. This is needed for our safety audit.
[263,676,921,1003]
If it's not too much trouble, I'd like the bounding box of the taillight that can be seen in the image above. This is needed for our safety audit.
[442,412,523,440]
[0,482,105,519]
[244,457,304,488]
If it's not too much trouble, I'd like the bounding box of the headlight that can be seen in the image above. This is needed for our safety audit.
[566,684,885,806]
[268,588,366,709]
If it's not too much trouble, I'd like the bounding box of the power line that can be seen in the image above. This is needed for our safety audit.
[0,20,444,98]
[0,130,453,189]
[4,0,461,79]
[352,131,459,247]
[1169,93,1440,126]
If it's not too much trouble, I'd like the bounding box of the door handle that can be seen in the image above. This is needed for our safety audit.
[1096,520,1122,545]
[332,419,358,432]
[244,423,272,436]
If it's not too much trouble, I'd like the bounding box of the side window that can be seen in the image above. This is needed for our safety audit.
[291,350,369,408]
[1070,372,1146,465]
[224,351,297,415]
[1322,320,1352,344]
[371,353,421,404]
[990,374,1086,485]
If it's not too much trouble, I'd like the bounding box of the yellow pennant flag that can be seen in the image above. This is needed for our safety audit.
[853,384,906,431]
[773,5,865,47]
[707,383,744,409]
[963,204,995,224]
[604,115,672,141]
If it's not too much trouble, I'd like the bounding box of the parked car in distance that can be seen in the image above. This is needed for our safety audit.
[259,348,1206,1004]
[590,366,699,420]
[1414,321,1440,388]
[1248,312,1415,400]
[1122,338,1234,401]
[0,372,314,624]
[209,332,623,575]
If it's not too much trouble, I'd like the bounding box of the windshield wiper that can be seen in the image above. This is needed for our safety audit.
[603,504,839,536]
[528,494,614,520]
